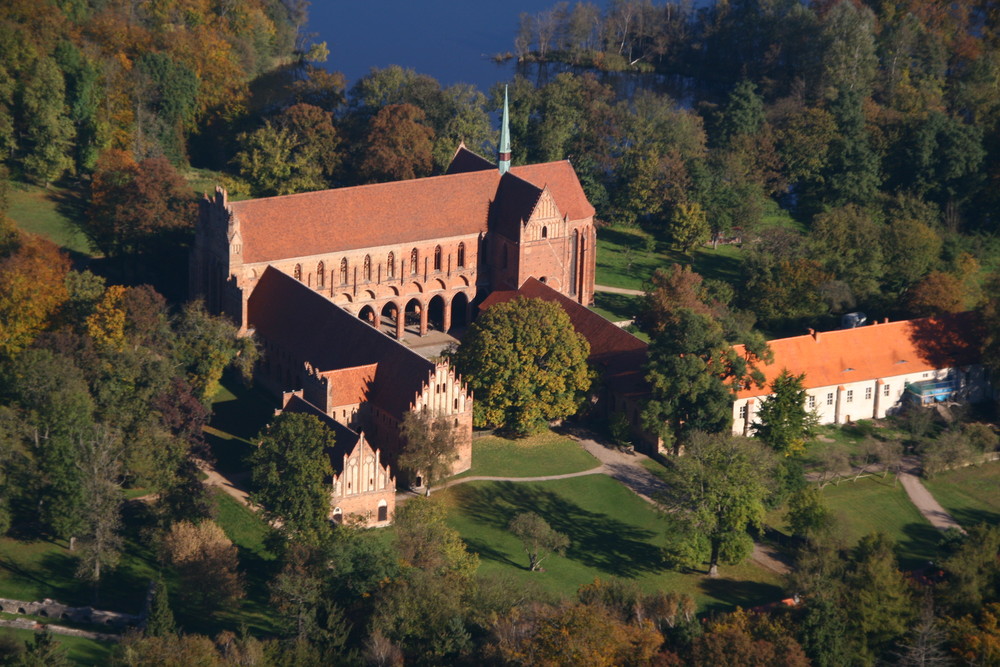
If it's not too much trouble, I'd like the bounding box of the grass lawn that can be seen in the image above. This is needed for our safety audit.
[452,432,600,479]
[205,490,281,637]
[0,627,113,665]
[591,292,641,323]
[441,475,784,613]
[793,476,940,569]
[7,182,92,257]
[923,461,1000,528]
[207,376,276,474]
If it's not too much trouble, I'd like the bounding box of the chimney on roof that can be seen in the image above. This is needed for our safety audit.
[808,328,820,342]
[883,317,889,323]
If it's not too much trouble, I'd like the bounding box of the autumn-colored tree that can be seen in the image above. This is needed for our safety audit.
[907,271,966,316]
[393,497,478,579]
[84,151,196,257]
[693,608,810,666]
[949,602,1000,666]
[0,232,70,360]
[667,201,710,255]
[160,520,244,612]
[449,296,592,436]
[85,285,128,354]
[360,103,435,182]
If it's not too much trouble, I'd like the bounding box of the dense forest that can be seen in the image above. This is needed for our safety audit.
[1,0,1000,665]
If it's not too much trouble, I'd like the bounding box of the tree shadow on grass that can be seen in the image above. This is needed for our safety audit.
[897,521,948,571]
[462,537,525,570]
[593,292,641,321]
[451,482,664,578]
[698,577,785,615]
[948,507,1000,529]
[209,381,276,442]
[205,431,252,476]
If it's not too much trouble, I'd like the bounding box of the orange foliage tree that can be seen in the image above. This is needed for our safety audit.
[0,230,70,359]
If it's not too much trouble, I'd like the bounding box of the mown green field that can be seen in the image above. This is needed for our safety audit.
[452,432,601,479]
[7,183,92,256]
[441,475,784,614]
[923,461,1000,528]
[0,627,113,665]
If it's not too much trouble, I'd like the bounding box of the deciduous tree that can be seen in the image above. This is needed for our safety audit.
[450,297,592,436]
[399,410,460,495]
[250,412,335,543]
[660,432,775,577]
[508,512,569,572]
[160,520,243,613]
[360,103,434,183]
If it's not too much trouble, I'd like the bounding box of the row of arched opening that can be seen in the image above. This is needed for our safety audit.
[292,243,468,289]
[356,292,470,338]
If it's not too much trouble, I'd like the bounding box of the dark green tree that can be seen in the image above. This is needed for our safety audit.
[642,308,766,451]
[660,432,775,577]
[753,369,815,456]
[250,412,335,543]
[450,297,592,436]
[144,579,176,638]
[18,56,74,186]
[847,533,914,660]
[824,88,881,206]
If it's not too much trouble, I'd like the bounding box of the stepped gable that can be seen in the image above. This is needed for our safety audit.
[445,144,496,174]
[480,277,649,397]
[490,172,544,239]
[231,170,498,264]
[280,393,361,471]
[731,311,983,400]
[248,267,435,419]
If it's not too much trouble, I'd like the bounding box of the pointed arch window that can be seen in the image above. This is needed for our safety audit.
[363,255,372,281]
[340,258,348,285]
[293,264,302,281]
[542,226,548,239]
[317,262,325,288]
[410,248,419,275]
[457,242,465,268]
[433,245,442,271]
[387,252,395,278]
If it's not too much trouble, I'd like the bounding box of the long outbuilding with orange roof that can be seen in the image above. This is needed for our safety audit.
[732,313,990,435]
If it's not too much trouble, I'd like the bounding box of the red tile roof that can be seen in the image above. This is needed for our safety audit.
[323,363,378,407]
[229,158,594,264]
[249,267,434,419]
[732,312,983,399]
[480,278,649,397]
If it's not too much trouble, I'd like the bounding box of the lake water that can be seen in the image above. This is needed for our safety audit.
[309,1,608,93]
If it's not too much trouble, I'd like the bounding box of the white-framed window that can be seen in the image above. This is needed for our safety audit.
[846,390,853,403]
[739,405,748,419]
[807,395,815,409]
[826,393,834,406]
[883,384,890,397]
[865,387,872,400]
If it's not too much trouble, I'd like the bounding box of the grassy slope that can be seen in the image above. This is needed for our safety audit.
[441,475,783,613]
[452,432,600,479]
[0,627,113,665]
[7,183,92,256]
[923,461,1000,528]
[767,475,940,569]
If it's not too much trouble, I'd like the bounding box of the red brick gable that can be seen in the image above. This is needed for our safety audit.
[509,162,596,222]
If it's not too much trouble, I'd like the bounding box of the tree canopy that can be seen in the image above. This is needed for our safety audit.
[450,296,593,436]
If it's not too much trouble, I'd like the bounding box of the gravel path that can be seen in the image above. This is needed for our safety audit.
[895,457,965,533]
[594,284,645,296]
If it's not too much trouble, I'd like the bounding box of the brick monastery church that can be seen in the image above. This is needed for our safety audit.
[190,94,599,525]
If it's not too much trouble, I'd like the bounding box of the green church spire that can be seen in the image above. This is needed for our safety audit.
[499,85,511,174]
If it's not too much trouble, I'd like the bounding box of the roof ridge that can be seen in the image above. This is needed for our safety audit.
[230,169,500,208]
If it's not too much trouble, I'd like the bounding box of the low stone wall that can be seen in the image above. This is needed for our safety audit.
[0,597,141,630]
